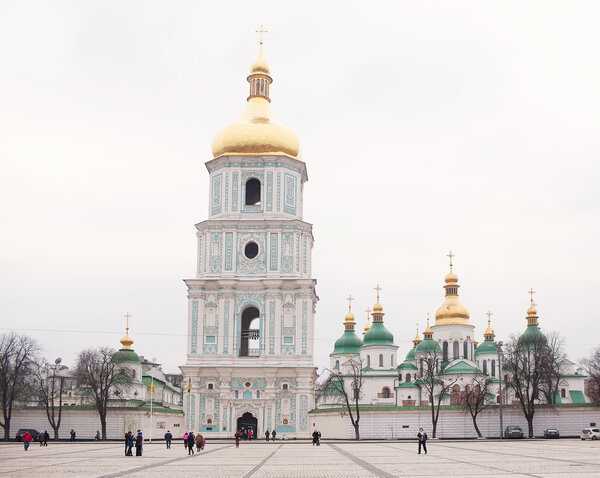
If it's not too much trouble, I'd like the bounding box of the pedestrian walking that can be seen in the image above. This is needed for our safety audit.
[183,432,188,449]
[271,430,276,441]
[95,430,101,441]
[70,429,76,442]
[312,429,321,446]
[164,430,172,449]
[235,430,241,448]
[22,431,33,451]
[38,431,44,446]
[135,430,143,456]
[124,431,133,456]
[186,432,195,455]
[265,429,270,441]
[417,428,428,454]
[195,433,204,451]
[43,430,49,446]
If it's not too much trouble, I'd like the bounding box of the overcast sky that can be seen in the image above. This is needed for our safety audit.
[1,1,599,374]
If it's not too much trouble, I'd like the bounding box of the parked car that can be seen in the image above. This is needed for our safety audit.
[505,426,524,438]
[580,428,600,440]
[544,428,560,439]
[15,429,40,442]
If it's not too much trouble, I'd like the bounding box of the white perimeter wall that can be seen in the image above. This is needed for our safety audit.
[310,407,600,439]
[9,409,184,440]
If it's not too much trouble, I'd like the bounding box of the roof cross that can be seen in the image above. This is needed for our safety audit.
[256,24,269,45]
[346,294,354,312]
[365,307,371,317]
[486,310,493,322]
[528,288,536,305]
[447,250,455,272]
[124,312,132,332]
[374,284,382,301]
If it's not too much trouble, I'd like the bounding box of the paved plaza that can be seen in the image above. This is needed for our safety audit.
[0,439,599,477]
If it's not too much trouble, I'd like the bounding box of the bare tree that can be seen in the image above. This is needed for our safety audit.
[34,358,71,440]
[503,331,561,438]
[582,346,600,403]
[0,333,39,440]
[74,347,133,440]
[539,332,565,404]
[325,357,364,440]
[458,374,496,438]
[417,348,457,438]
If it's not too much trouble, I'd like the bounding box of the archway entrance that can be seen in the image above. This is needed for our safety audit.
[240,307,260,357]
[236,412,258,439]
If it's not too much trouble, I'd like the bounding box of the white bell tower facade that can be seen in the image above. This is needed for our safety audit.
[180,41,318,439]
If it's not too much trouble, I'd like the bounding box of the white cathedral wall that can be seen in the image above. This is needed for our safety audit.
[310,406,600,439]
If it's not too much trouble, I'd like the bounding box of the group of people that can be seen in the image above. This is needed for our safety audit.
[311,430,321,446]
[263,429,277,441]
[182,431,205,454]
[124,430,144,456]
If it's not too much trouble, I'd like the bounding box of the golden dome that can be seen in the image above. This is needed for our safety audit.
[363,317,371,334]
[423,317,433,339]
[483,318,495,341]
[344,311,355,323]
[211,45,299,159]
[412,325,422,347]
[434,269,471,326]
[373,301,383,313]
[526,303,539,326]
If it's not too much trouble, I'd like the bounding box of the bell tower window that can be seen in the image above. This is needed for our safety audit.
[240,306,260,357]
[245,178,261,205]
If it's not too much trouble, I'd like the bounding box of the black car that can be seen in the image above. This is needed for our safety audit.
[15,428,40,442]
[544,428,560,439]
[504,426,524,438]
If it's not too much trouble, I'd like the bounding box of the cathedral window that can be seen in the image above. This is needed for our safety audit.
[483,360,488,375]
[453,341,459,360]
[379,354,383,367]
[382,387,391,398]
[245,382,251,387]
[367,355,371,367]
[282,383,288,390]
[463,341,468,359]
[235,391,239,399]
[561,388,566,398]
[256,391,260,398]
[398,373,402,381]
[406,373,411,382]
[391,355,394,367]
[245,178,261,205]
[240,307,260,357]
[491,360,496,377]
[443,341,448,362]
[208,383,214,390]
[244,241,259,259]
[335,360,339,368]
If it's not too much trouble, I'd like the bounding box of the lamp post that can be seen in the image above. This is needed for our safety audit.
[494,341,504,439]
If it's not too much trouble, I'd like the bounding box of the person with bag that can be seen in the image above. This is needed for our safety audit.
[417,428,428,454]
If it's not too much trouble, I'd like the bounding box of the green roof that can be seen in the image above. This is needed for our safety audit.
[415,338,441,353]
[519,324,546,347]
[112,349,141,364]
[396,381,418,388]
[569,390,586,404]
[443,360,480,375]
[397,361,417,371]
[332,330,363,355]
[474,340,497,356]
[362,322,394,347]
[405,347,416,361]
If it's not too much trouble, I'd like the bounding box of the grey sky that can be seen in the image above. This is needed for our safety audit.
[1,1,599,374]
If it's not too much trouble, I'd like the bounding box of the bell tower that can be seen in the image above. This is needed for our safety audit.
[180,36,318,438]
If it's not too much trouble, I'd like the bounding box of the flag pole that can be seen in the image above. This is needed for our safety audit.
[149,378,154,442]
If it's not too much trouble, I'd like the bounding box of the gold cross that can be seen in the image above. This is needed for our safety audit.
[346,294,354,311]
[365,307,371,317]
[374,284,382,300]
[124,312,132,332]
[528,288,536,305]
[486,310,493,321]
[447,250,454,271]
[426,313,430,326]
[416,323,419,334]
[256,24,269,45]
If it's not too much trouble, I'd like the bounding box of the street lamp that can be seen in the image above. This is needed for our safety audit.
[494,341,504,439]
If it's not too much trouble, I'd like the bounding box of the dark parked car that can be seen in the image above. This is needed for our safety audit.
[505,426,524,438]
[15,428,40,442]
[544,428,560,439]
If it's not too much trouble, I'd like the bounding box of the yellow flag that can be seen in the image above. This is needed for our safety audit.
[151,378,155,395]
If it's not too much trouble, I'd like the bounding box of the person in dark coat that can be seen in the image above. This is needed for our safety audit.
[186,432,195,454]
[124,431,134,456]
[43,430,49,446]
[164,430,172,449]
[417,428,428,454]
[135,430,143,456]
[271,429,276,441]
[312,429,321,446]
[235,430,241,448]
[95,430,101,441]
[70,429,76,441]
[265,429,270,441]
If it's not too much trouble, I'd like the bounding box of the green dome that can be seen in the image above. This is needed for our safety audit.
[519,324,546,347]
[362,322,394,347]
[332,331,362,355]
[112,348,141,364]
[474,340,497,356]
[405,347,416,361]
[397,361,417,371]
[415,338,441,353]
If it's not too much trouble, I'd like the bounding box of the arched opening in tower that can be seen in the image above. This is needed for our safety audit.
[240,306,260,357]
[245,178,261,206]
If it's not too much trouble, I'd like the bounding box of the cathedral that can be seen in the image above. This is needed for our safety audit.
[320,259,588,409]
[179,39,317,438]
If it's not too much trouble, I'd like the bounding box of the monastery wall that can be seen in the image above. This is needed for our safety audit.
[9,408,184,440]
[310,406,600,439]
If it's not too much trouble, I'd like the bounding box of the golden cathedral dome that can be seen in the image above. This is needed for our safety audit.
[211,45,299,159]
[434,258,471,326]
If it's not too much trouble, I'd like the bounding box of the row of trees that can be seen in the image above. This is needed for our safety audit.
[0,332,132,440]
[323,333,600,440]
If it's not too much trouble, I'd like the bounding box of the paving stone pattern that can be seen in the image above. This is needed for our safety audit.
[0,439,599,477]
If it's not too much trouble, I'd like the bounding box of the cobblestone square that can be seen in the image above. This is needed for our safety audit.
[1,439,599,477]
